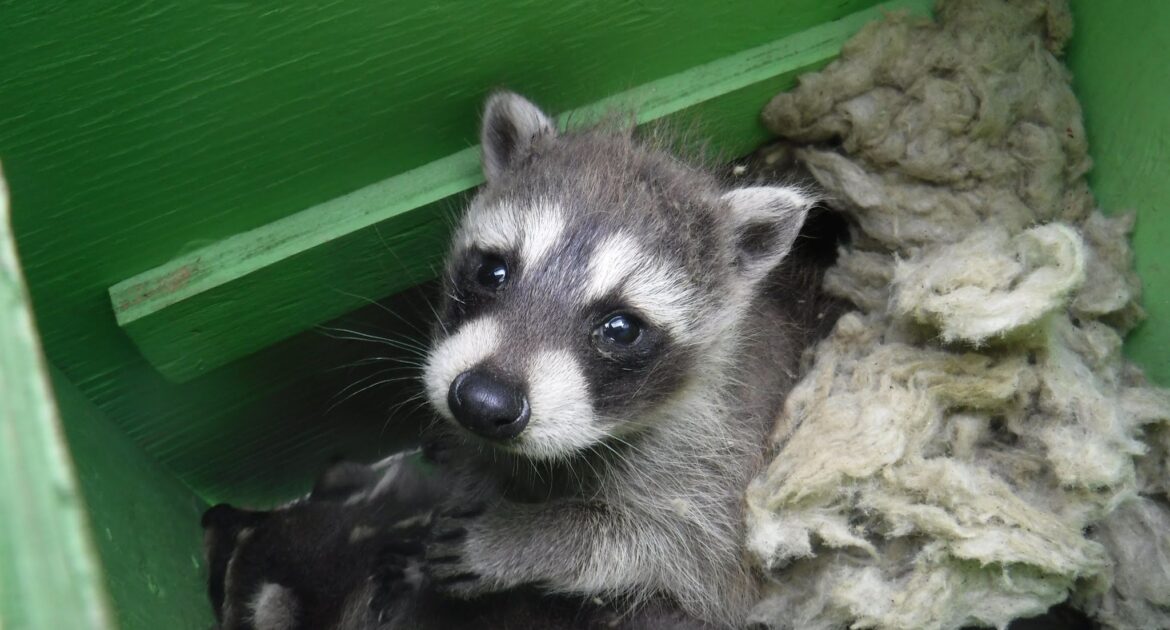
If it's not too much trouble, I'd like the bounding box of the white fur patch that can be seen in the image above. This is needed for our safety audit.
[248,582,299,630]
[585,233,697,337]
[349,525,378,543]
[519,202,565,269]
[721,186,810,222]
[585,232,640,299]
[458,201,521,254]
[365,452,406,500]
[424,317,502,421]
[458,200,565,270]
[520,349,604,459]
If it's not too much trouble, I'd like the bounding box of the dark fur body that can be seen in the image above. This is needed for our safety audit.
[201,453,714,629]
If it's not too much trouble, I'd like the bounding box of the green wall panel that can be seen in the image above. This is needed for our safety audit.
[0,167,111,630]
[1068,0,1169,384]
[51,368,212,630]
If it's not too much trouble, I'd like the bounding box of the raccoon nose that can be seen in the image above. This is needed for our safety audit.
[447,369,530,440]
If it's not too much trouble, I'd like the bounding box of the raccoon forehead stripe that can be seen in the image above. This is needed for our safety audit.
[585,233,696,336]
[457,202,521,253]
[519,201,566,269]
[457,200,566,268]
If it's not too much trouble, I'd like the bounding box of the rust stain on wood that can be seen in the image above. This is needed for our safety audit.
[117,263,196,313]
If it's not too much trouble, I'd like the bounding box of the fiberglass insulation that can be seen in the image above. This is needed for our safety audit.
[744,1,1170,628]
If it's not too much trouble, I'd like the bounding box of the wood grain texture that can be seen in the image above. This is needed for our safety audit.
[0,166,112,630]
[111,0,932,382]
[3,0,899,506]
[1067,0,1169,384]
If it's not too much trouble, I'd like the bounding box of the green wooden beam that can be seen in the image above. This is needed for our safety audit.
[110,0,932,382]
[51,366,214,630]
[0,164,113,630]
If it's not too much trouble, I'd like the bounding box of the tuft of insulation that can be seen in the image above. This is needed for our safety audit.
[745,1,1170,628]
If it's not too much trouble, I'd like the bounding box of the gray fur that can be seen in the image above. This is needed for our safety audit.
[422,92,820,628]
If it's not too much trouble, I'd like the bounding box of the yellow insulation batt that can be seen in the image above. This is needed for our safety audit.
[745,1,1170,628]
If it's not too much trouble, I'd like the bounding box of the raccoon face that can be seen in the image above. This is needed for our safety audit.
[423,92,811,460]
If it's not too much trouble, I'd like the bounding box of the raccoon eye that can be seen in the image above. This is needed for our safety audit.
[597,313,642,346]
[475,254,509,289]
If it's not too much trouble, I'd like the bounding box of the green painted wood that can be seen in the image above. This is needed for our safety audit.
[111,0,935,382]
[1067,0,1169,385]
[0,166,112,630]
[51,367,213,630]
[3,0,915,506]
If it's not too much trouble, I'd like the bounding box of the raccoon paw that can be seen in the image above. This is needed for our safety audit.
[424,504,488,597]
[370,539,425,617]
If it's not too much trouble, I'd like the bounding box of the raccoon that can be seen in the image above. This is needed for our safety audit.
[201,452,440,630]
[202,452,713,629]
[420,92,824,627]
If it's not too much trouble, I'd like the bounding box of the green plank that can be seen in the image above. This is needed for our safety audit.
[1067,0,1170,384]
[110,0,935,382]
[51,367,213,630]
[0,165,112,630]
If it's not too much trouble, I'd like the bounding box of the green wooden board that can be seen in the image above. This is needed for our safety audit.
[51,367,213,630]
[1067,0,1170,384]
[110,0,935,382]
[0,165,112,630]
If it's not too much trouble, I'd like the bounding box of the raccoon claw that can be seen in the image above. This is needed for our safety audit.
[425,558,488,596]
[370,540,424,614]
[424,505,489,597]
[431,570,486,598]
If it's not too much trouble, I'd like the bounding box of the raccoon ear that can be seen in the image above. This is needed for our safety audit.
[201,502,270,532]
[722,186,813,284]
[481,91,557,182]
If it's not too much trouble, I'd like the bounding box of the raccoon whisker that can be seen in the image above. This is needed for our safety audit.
[627,357,668,402]
[327,376,421,414]
[330,367,403,401]
[325,356,400,370]
[418,293,449,337]
[380,392,433,440]
[316,326,429,354]
[315,326,401,343]
[561,457,582,495]
[570,454,602,497]
[326,359,425,377]
[328,287,431,339]
[370,222,447,326]
[602,434,650,463]
[378,359,428,371]
[526,457,547,487]
[558,457,579,496]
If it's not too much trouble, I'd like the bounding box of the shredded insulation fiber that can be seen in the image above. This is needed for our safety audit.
[745,1,1170,628]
